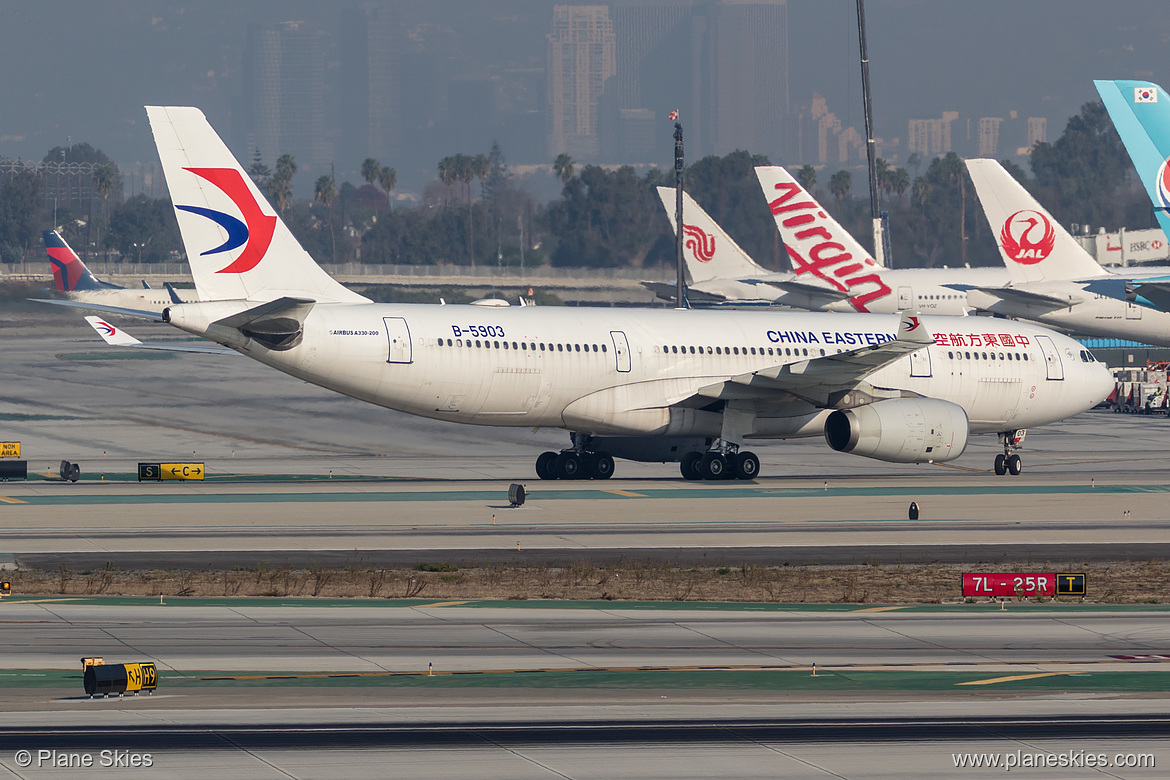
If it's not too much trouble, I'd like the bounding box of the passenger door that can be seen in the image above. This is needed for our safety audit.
[383,317,413,364]
[1034,334,1063,380]
[610,330,631,373]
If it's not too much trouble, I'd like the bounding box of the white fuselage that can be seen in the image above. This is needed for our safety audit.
[968,280,1170,346]
[166,304,1111,443]
[694,267,1008,315]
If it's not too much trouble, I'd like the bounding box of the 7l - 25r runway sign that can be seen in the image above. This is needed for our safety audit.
[962,572,1086,597]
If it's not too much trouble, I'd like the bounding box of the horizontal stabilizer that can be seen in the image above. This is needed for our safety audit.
[765,279,852,305]
[83,316,236,355]
[31,298,165,321]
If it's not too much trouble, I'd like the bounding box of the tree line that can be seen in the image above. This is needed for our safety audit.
[0,102,1152,274]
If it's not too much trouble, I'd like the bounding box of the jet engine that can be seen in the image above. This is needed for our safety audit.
[823,398,969,463]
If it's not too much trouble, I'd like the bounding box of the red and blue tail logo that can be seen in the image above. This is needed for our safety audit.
[175,167,276,274]
[43,230,109,292]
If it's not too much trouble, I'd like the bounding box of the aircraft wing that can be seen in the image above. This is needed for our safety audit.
[31,298,166,321]
[761,279,851,306]
[972,286,1083,311]
[1086,277,1170,313]
[687,311,934,406]
[84,316,237,355]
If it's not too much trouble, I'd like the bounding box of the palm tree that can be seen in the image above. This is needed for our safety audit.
[314,174,338,263]
[437,156,457,208]
[829,170,852,201]
[455,154,479,267]
[891,167,911,205]
[360,158,382,188]
[796,164,817,192]
[552,152,574,185]
[91,163,117,260]
[272,154,297,215]
[377,165,397,212]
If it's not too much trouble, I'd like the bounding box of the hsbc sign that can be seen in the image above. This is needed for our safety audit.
[1094,227,1170,264]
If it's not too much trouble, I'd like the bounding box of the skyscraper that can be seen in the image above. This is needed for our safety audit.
[339,5,400,181]
[547,5,617,160]
[239,21,330,176]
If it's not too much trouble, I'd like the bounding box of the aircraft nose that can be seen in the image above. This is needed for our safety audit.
[1090,362,1114,404]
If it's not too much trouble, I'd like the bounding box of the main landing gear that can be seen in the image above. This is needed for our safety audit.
[680,449,759,481]
[535,434,615,480]
[993,430,1026,476]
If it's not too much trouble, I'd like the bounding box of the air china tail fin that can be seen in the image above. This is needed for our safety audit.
[145,106,367,304]
[1094,80,1170,240]
[43,230,119,293]
[654,186,765,283]
[965,159,1107,284]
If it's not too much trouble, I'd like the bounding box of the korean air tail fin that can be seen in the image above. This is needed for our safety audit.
[1095,80,1170,240]
[145,106,367,304]
[654,186,765,283]
[43,230,120,293]
[965,159,1107,283]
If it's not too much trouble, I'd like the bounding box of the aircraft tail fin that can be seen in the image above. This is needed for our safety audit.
[145,106,367,304]
[654,186,765,283]
[965,159,1107,283]
[1095,80,1170,240]
[43,230,119,293]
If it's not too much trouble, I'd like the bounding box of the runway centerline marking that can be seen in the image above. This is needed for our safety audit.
[956,672,1073,686]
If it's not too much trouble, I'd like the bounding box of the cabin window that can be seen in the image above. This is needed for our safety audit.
[575,344,581,352]
[502,341,509,350]
[602,344,607,352]
[948,351,953,359]
[592,344,598,352]
[557,344,563,352]
[1023,353,1028,361]
[715,347,722,355]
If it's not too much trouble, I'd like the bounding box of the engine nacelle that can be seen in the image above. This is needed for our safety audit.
[823,398,969,463]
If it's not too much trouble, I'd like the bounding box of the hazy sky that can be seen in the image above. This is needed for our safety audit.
[1,0,1166,183]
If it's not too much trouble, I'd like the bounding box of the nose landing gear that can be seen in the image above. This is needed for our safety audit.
[994,430,1026,476]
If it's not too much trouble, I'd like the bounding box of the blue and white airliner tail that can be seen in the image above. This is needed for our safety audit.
[1094,79,1170,240]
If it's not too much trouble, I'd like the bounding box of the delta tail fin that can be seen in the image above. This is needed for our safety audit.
[654,186,766,283]
[965,159,1107,283]
[1095,80,1170,240]
[43,230,120,293]
[145,106,367,304]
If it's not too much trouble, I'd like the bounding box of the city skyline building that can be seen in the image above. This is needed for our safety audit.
[547,5,617,160]
[238,21,330,177]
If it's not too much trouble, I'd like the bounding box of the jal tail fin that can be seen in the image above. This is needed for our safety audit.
[43,230,118,292]
[655,186,766,283]
[965,159,1107,283]
[1095,79,1170,240]
[145,106,367,304]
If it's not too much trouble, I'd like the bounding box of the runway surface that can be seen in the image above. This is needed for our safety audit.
[4,313,1170,776]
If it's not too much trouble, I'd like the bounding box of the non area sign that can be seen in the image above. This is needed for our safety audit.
[0,442,20,458]
[138,463,205,481]
[962,572,1087,597]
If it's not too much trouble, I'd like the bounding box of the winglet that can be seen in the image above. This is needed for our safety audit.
[897,310,934,345]
[84,316,143,347]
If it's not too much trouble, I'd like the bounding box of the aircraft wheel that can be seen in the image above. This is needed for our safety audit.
[555,452,582,479]
[733,451,760,480]
[535,451,558,480]
[590,452,615,480]
[994,453,1006,476]
[1006,454,1022,476]
[698,453,727,480]
[680,452,702,481]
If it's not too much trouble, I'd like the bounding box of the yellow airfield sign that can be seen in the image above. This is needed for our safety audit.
[0,442,20,458]
[139,462,205,481]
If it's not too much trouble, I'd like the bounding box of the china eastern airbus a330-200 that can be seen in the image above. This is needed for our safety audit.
[60,106,1112,481]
